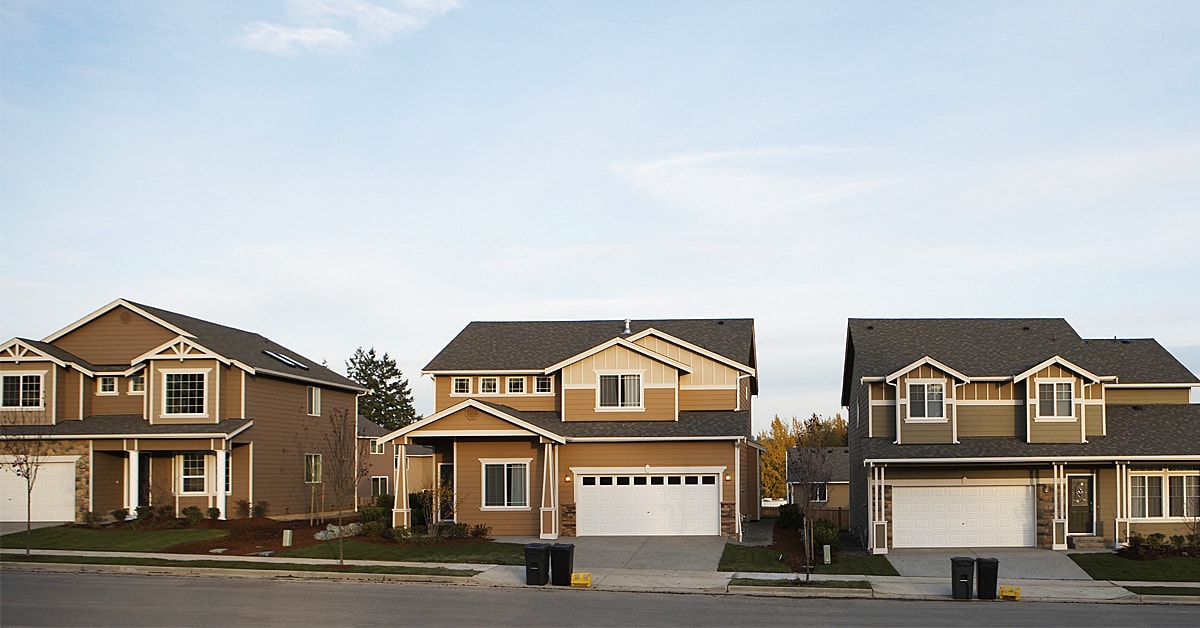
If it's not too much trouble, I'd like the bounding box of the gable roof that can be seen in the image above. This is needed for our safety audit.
[842,318,1197,404]
[423,319,756,374]
[37,299,364,392]
[787,447,850,483]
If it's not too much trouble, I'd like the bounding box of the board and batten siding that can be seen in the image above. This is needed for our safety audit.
[631,336,744,387]
[52,306,176,365]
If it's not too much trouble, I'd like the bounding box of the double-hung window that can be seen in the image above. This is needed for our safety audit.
[908,382,944,419]
[369,439,385,454]
[98,376,117,395]
[1037,381,1074,418]
[305,453,322,484]
[1170,475,1200,518]
[1131,472,1199,518]
[181,453,206,493]
[811,483,828,503]
[164,372,205,415]
[479,377,498,394]
[1,374,42,409]
[307,386,321,416]
[482,460,529,508]
[599,374,641,408]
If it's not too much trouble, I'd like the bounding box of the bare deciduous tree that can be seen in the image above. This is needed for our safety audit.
[791,414,833,583]
[1,410,51,556]
[322,406,369,565]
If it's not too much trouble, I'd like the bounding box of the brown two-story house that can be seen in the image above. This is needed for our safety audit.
[382,319,763,540]
[1,299,365,522]
[843,318,1199,553]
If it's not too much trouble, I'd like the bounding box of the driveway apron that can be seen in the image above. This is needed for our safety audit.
[495,535,727,571]
[886,548,1093,580]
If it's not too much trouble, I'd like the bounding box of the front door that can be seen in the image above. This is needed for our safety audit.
[1068,475,1094,534]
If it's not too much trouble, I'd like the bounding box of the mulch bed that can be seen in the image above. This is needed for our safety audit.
[1116,545,1200,561]
[97,516,350,556]
[763,524,867,573]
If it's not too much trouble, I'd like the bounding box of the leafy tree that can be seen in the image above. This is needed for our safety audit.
[346,347,419,430]
[756,416,796,499]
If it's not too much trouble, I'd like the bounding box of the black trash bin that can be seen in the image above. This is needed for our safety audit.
[524,543,550,585]
[951,557,975,600]
[976,557,999,600]
[549,543,575,586]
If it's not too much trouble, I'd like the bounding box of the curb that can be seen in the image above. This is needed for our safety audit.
[0,560,476,585]
[727,585,873,599]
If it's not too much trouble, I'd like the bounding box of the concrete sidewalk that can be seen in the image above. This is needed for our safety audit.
[3,548,1198,604]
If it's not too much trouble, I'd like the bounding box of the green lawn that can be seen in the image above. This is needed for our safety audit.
[1069,553,1200,582]
[718,544,792,573]
[1,554,478,576]
[279,539,527,565]
[818,554,898,576]
[730,577,871,589]
[0,526,226,552]
[1125,586,1200,596]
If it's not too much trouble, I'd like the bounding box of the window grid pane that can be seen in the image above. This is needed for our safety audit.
[166,373,205,414]
[910,384,926,418]
[182,454,205,493]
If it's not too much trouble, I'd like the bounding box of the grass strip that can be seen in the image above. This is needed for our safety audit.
[1125,586,1200,596]
[279,539,527,565]
[718,544,792,573]
[816,554,899,576]
[1,554,478,576]
[1069,553,1200,582]
[730,577,871,589]
[0,527,226,552]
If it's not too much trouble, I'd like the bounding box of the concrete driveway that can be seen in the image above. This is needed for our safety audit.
[494,535,728,571]
[886,548,1092,580]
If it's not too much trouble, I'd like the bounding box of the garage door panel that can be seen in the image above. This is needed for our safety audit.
[893,485,1034,548]
[577,473,719,536]
[1,461,75,522]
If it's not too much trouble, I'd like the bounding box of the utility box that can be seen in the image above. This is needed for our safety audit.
[951,557,975,600]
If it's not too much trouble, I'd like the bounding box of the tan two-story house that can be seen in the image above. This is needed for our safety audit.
[843,319,1199,553]
[1,299,365,522]
[382,319,763,540]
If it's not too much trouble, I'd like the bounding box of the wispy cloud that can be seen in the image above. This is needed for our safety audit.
[237,0,461,56]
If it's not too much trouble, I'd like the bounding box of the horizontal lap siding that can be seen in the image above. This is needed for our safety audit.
[559,441,737,504]
[416,408,527,432]
[454,440,542,536]
[871,406,895,439]
[679,388,737,411]
[1029,419,1080,443]
[957,405,1021,437]
[1085,405,1104,437]
[1106,388,1190,404]
[562,387,675,421]
[91,377,145,416]
[53,307,176,364]
[900,420,952,444]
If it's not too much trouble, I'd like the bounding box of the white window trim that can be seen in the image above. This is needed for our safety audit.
[534,375,554,395]
[129,374,145,395]
[305,453,322,484]
[1130,471,1199,521]
[369,439,385,454]
[307,386,321,416]
[506,376,526,395]
[371,476,389,496]
[811,482,829,503]
[905,379,947,423]
[451,377,472,396]
[1035,378,1076,422]
[225,453,232,495]
[97,376,119,396]
[160,368,210,418]
[478,376,499,395]
[0,371,46,410]
[480,457,532,511]
[595,370,645,411]
[179,453,207,494]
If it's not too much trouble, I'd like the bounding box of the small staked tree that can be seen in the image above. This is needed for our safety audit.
[791,414,833,582]
[322,406,370,566]
[1,410,51,556]
[346,347,419,430]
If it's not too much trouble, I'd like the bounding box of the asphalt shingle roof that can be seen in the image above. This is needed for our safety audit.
[860,404,1200,461]
[14,338,99,372]
[787,447,850,483]
[423,319,756,372]
[0,415,252,438]
[475,401,752,439]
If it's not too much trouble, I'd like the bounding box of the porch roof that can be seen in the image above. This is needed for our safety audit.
[0,414,253,439]
[474,401,752,440]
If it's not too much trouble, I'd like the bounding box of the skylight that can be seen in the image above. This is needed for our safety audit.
[263,349,309,370]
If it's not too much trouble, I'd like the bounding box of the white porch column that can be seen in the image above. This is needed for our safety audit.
[539,441,559,540]
[126,449,139,518]
[394,439,410,528]
[1052,462,1068,550]
[215,448,228,520]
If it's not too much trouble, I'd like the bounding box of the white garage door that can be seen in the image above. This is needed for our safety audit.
[893,485,1035,548]
[1,459,77,522]
[576,473,720,536]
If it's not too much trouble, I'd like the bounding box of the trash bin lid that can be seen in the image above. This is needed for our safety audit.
[550,543,575,549]
[524,543,550,550]
[976,557,999,564]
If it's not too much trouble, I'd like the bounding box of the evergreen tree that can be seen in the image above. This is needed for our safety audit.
[346,347,419,430]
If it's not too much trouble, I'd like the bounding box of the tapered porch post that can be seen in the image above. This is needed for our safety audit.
[214,448,227,520]
[126,448,139,518]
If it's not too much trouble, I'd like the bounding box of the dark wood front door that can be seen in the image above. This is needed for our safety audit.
[1068,476,1093,534]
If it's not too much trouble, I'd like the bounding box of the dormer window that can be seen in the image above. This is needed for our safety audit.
[1037,381,1073,419]
[908,382,944,419]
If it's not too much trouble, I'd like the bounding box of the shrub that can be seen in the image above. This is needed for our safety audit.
[1126,533,1145,549]
[362,520,390,539]
[235,499,251,519]
[812,519,840,551]
[374,494,395,510]
[444,522,469,540]
[408,492,428,528]
[469,523,492,538]
[358,506,388,525]
[389,526,419,543]
[83,511,102,527]
[207,507,221,520]
[778,504,802,530]
[1147,533,1168,549]
[156,505,175,519]
[136,505,155,520]
[110,508,129,522]
[181,506,204,525]
[252,501,269,518]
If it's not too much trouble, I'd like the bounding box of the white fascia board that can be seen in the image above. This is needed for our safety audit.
[135,336,231,366]
[2,424,255,441]
[1106,383,1196,389]
[254,368,367,393]
[421,370,544,376]
[1013,355,1104,384]
[627,328,756,375]
[543,337,693,375]
[1,338,85,374]
[43,299,194,343]
[885,356,970,383]
[864,454,1200,465]
[380,398,565,444]
[564,436,743,443]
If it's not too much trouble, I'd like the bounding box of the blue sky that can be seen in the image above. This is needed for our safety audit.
[3,1,1198,430]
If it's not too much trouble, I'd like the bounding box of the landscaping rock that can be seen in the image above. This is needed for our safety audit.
[314,522,363,541]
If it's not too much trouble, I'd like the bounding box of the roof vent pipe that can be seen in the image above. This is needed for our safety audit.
[623,319,632,335]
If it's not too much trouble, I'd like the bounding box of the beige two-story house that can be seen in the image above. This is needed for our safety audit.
[382,319,763,539]
[1,299,365,522]
[843,318,1199,553]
